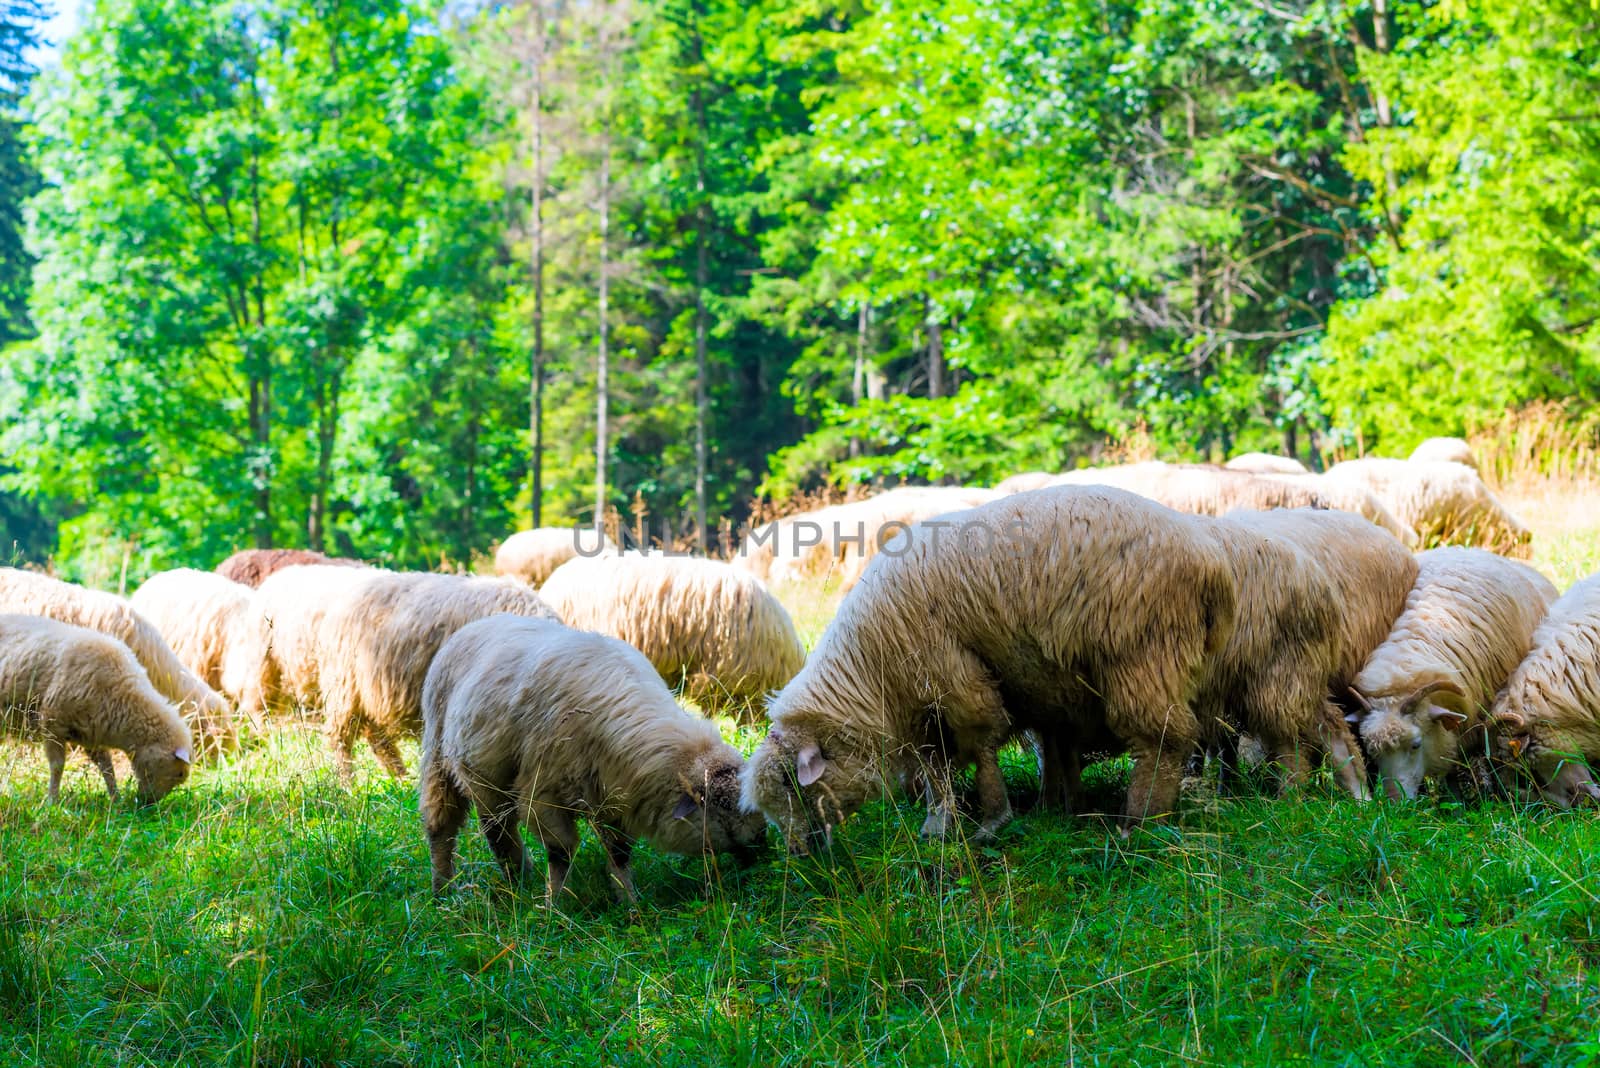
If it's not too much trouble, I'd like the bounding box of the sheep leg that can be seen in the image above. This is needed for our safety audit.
[1314,717,1370,802]
[87,749,119,801]
[973,746,1013,839]
[480,802,536,891]
[44,738,65,803]
[1270,741,1311,795]
[1035,731,1079,812]
[530,810,580,906]
[365,727,409,781]
[325,715,359,786]
[919,765,956,839]
[1123,732,1192,828]
[420,766,471,894]
[598,824,637,904]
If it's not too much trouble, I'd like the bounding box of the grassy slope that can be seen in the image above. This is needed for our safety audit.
[3,488,1599,1066]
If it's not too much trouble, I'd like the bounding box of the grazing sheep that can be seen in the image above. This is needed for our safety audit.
[1322,458,1529,552]
[1256,473,1419,547]
[1490,575,1600,808]
[232,564,385,729]
[493,527,617,587]
[0,568,235,756]
[1350,550,1557,801]
[130,569,257,705]
[216,548,366,589]
[0,614,192,803]
[741,486,1236,850]
[311,572,559,781]
[1409,437,1479,471]
[1194,511,1372,800]
[1224,452,1310,475]
[537,554,805,719]
[994,471,1059,495]
[738,486,1001,590]
[419,615,767,902]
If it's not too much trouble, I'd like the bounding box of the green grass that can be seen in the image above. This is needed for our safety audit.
[3,491,1600,1066]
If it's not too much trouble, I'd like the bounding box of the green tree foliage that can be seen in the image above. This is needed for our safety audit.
[1318,0,1600,450]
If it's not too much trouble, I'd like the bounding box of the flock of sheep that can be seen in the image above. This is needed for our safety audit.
[3,437,1598,905]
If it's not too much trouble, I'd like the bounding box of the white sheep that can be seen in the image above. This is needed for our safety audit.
[741,486,1236,849]
[1490,574,1600,808]
[1322,458,1529,552]
[0,568,235,756]
[419,615,767,901]
[129,569,257,707]
[1351,549,1558,800]
[993,471,1059,494]
[0,613,192,803]
[493,527,617,587]
[1409,437,1479,471]
[1224,452,1310,475]
[536,553,805,719]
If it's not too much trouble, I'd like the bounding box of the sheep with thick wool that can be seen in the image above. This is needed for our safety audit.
[0,568,235,756]
[309,571,558,781]
[994,471,1059,495]
[420,616,766,901]
[1352,549,1557,800]
[1224,452,1310,475]
[216,548,366,589]
[741,486,1236,850]
[1257,473,1419,547]
[1323,458,1529,552]
[130,569,257,707]
[493,527,617,588]
[1409,437,1479,471]
[537,554,804,719]
[738,486,1000,590]
[232,563,384,728]
[0,614,192,803]
[1190,509,1375,801]
[1489,575,1600,808]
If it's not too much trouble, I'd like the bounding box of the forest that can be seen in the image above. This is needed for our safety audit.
[0,0,1596,580]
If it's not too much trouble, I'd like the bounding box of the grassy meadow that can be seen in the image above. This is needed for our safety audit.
[4,478,1600,1066]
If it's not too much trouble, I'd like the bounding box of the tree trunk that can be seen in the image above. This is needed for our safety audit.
[528,0,546,529]
[850,303,868,458]
[925,293,945,399]
[690,17,709,554]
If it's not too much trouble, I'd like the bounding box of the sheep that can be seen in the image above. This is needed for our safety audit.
[740,486,1237,850]
[1224,452,1310,475]
[1191,510,1373,801]
[308,571,559,781]
[994,471,1059,494]
[1350,549,1557,800]
[0,614,192,803]
[0,568,235,757]
[231,563,386,729]
[215,548,366,589]
[420,615,767,901]
[1409,437,1479,471]
[536,554,805,719]
[493,527,617,588]
[738,486,1000,591]
[1489,575,1600,808]
[129,569,257,705]
[1257,473,1419,547]
[1322,458,1529,552]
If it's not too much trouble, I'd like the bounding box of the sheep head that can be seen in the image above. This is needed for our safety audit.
[1353,679,1472,800]
[649,744,767,862]
[1493,729,1600,810]
[132,743,192,805]
[740,719,879,855]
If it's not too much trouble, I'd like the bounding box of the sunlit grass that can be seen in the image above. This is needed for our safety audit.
[3,480,1600,1064]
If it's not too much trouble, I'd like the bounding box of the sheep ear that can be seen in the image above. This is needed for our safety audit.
[1427,706,1470,733]
[174,747,191,764]
[796,744,826,787]
[672,793,699,820]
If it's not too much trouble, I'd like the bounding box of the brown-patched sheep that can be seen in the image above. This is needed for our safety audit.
[0,614,192,803]
[740,486,1236,850]
[216,548,366,589]
[0,568,235,756]
[493,527,617,588]
[130,569,257,705]
[537,554,805,719]
[1351,549,1557,800]
[1490,575,1600,808]
[419,615,766,902]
